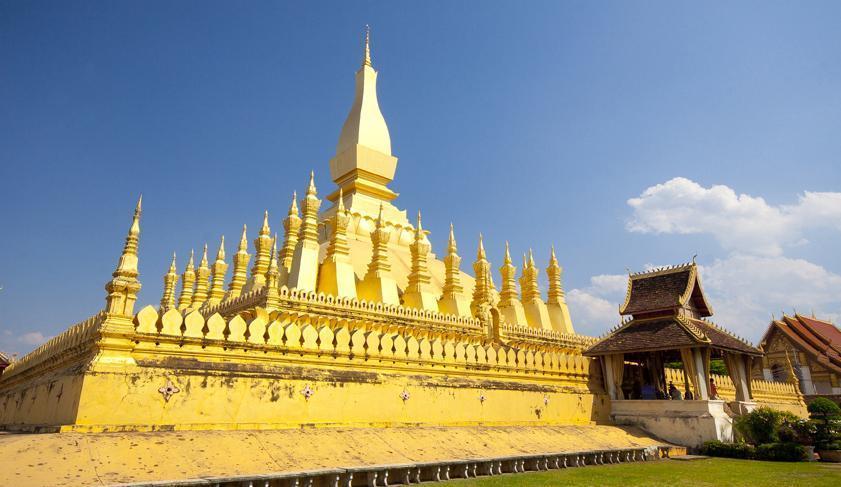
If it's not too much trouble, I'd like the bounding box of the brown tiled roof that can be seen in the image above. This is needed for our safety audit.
[585,318,701,355]
[690,319,761,355]
[619,264,712,317]
[585,317,761,356]
[761,315,841,375]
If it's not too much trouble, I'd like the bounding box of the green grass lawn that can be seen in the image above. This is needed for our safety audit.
[440,458,841,486]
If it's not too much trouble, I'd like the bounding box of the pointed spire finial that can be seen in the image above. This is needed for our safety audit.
[200,243,209,266]
[187,248,195,268]
[261,210,270,235]
[216,235,226,261]
[337,187,345,212]
[416,211,423,234]
[363,24,372,67]
[238,225,248,251]
[550,245,558,264]
[169,252,177,272]
[376,202,384,225]
[477,233,486,260]
[288,191,299,216]
[528,248,535,267]
[504,241,512,265]
[448,223,457,253]
[307,170,317,196]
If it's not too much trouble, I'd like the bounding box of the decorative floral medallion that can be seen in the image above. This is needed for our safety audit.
[479,393,487,403]
[301,384,314,400]
[399,389,410,401]
[158,380,180,402]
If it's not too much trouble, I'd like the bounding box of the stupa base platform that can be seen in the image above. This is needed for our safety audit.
[0,424,671,486]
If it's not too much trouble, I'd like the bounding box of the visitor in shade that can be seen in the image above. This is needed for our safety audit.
[668,381,683,400]
[709,377,720,399]
[684,388,694,400]
[641,383,656,399]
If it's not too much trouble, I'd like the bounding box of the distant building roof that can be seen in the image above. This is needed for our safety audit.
[0,351,11,370]
[585,316,761,356]
[760,314,841,375]
[619,263,713,317]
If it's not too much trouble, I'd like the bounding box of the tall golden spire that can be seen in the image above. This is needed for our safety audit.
[329,26,398,208]
[177,249,196,311]
[191,243,210,310]
[546,246,574,333]
[287,172,323,292]
[226,225,250,299]
[358,204,400,305]
[105,196,143,317]
[471,234,494,317]
[498,242,527,326]
[160,252,179,311]
[207,235,228,306]
[245,210,272,292]
[439,223,471,316]
[403,212,437,311]
[279,192,302,277]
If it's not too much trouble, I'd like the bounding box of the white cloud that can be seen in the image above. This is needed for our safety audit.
[698,254,841,340]
[626,177,841,256]
[19,331,49,346]
[0,329,51,357]
[568,274,628,337]
[569,255,841,343]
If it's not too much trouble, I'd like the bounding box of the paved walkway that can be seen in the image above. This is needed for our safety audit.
[0,424,662,486]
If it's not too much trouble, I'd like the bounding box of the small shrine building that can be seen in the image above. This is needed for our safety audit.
[585,262,764,446]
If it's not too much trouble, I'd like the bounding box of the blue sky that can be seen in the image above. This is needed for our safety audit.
[2,1,840,355]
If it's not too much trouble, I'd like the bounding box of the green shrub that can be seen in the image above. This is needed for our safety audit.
[701,440,755,459]
[808,397,841,449]
[754,442,807,462]
[734,407,799,445]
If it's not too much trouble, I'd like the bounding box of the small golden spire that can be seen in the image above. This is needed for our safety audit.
[528,248,536,268]
[337,187,346,212]
[105,195,143,316]
[477,233,486,260]
[279,191,303,274]
[549,245,558,266]
[415,211,423,236]
[363,24,372,67]
[503,241,512,265]
[177,249,196,311]
[227,225,250,299]
[191,243,210,309]
[160,252,179,311]
[208,235,228,306]
[376,202,385,225]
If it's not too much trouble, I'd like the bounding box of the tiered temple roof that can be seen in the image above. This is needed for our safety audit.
[586,262,760,357]
[760,314,841,375]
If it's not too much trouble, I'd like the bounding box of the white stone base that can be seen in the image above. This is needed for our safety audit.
[610,400,734,448]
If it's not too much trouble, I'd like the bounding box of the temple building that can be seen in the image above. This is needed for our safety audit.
[585,263,778,446]
[758,314,841,402]
[0,29,809,485]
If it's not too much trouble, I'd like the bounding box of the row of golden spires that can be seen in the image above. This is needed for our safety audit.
[105,172,574,332]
